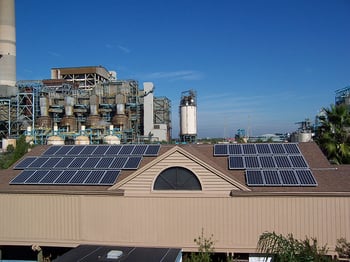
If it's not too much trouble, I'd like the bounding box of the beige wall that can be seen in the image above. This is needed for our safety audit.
[0,193,349,255]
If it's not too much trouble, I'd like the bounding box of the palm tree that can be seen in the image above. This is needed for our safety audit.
[316,104,350,164]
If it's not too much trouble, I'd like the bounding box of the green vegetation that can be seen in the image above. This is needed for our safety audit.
[0,135,32,169]
[335,238,350,260]
[185,229,215,262]
[315,104,350,164]
[257,232,332,262]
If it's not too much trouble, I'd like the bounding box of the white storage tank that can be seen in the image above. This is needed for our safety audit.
[179,90,197,143]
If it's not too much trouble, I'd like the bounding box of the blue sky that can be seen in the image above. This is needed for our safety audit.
[15,0,350,138]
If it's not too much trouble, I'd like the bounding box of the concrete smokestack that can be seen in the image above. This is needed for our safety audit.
[0,0,17,97]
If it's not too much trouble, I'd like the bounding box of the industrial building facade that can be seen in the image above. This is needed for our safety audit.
[0,142,349,260]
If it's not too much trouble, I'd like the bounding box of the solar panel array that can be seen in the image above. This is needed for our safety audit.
[214,143,317,187]
[10,144,160,186]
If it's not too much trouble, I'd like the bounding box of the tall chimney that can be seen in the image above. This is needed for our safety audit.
[0,0,17,97]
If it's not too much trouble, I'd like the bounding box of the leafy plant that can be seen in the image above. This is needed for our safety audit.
[335,238,350,259]
[186,228,215,262]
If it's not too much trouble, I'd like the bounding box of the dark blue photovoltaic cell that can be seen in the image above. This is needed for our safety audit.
[55,170,76,184]
[43,146,62,155]
[95,157,114,168]
[289,155,308,168]
[25,170,48,183]
[242,144,257,154]
[10,170,35,184]
[132,145,148,155]
[260,156,276,168]
[93,145,110,155]
[279,170,299,185]
[70,170,90,184]
[55,157,74,168]
[296,170,317,185]
[41,157,61,168]
[263,170,281,185]
[256,144,272,154]
[244,156,260,168]
[109,157,127,169]
[28,157,50,168]
[283,143,300,154]
[80,146,97,155]
[40,170,63,184]
[55,145,74,155]
[119,145,135,155]
[228,144,242,155]
[228,156,245,169]
[14,157,37,169]
[245,170,264,185]
[145,145,161,156]
[274,155,291,168]
[82,157,100,168]
[270,144,285,154]
[124,156,142,169]
[100,170,120,184]
[105,145,122,155]
[68,158,87,168]
[85,170,105,184]
[67,146,85,155]
[214,144,228,156]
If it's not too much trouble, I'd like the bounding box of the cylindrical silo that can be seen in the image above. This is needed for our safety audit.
[0,0,17,97]
[179,90,197,143]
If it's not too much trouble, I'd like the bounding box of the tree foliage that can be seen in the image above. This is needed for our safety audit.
[315,104,350,164]
[335,238,350,259]
[0,135,32,169]
[257,232,332,262]
[186,228,215,262]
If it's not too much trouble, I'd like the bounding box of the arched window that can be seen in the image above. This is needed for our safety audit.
[153,167,202,190]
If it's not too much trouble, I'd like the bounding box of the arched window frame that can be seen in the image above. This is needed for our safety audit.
[153,166,202,191]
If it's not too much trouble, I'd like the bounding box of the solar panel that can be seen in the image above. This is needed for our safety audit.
[242,144,257,154]
[100,170,120,184]
[132,144,148,155]
[119,145,135,155]
[228,156,245,169]
[55,157,74,168]
[95,157,114,169]
[124,156,142,169]
[93,145,110,155]
[40,170,63,184]
[283,143,300,154]
[85,170,105,184]
[68,158,88,168]
[244,156,260,168]
[256,144,272,154]
[14,157,37,169]
[263,170,281,185]
[25,170,48,184]
[43,146,62,155]
[70,170,90,184]
[214,144,228,156]
[55,145,74,155]
[105,145,122,155]
[109,157,128,169]
[55,170,76,184]
[82,157,100,168]
[270,144,285,154]
[245,170,264,186]
[28,157,50,168]
[80,145,97,155]
[228,144,242,155]
[295,170,317,186]
[144,144,161,156]
[274,155,292,168]
[10,170,35,184]
[41,157,62,168]
[260,156,276,168]
[67,146,86,155]
[279,170,299,185]
[289,155,308,168]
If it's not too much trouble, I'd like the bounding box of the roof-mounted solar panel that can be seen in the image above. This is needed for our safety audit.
[256,144,272,154]
[55,170,76,184]
[144,145,161,156]
[14,157,37,169]
[245,170,264,186]
[100,170,121,184]
[124,156,142,169]
[39,170,63,184]
[214,144,228,156]
[279,170,299,185]
[81,157,100,168]
[132,144,148,155]
[55,145,74,155]
[295,169,317,186]
[10,170,35,184]
[244,156,260,168]
[270,143,286,154]
[54,157,74,168]
[263,170,281,185]
[105,145,122,155]
[228,144,242,155]
[228,156,245,169]
[242,144,257,154]
[93,145,110,155]
[260,156,276,168]
[70,170,91,184]
[283,143,300,154]
[85,170,105,184]
[66,145,86,155]
[274,155,292,168]
[109,157,128,169]
[289,155,308,168]
[25,170,47,184]
[119,145,135,155]
[80,145,97,155]
[68,158,87,169]
[43,146,62,155]
[95,157,114,169]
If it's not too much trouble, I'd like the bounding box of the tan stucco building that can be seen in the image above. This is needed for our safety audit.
[0,142,349,259]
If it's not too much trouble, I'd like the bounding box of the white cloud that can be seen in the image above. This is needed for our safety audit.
[145,70,203,81]
[118,45,131,53]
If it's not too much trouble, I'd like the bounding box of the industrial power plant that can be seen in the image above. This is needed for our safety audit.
[0,0,199,147]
